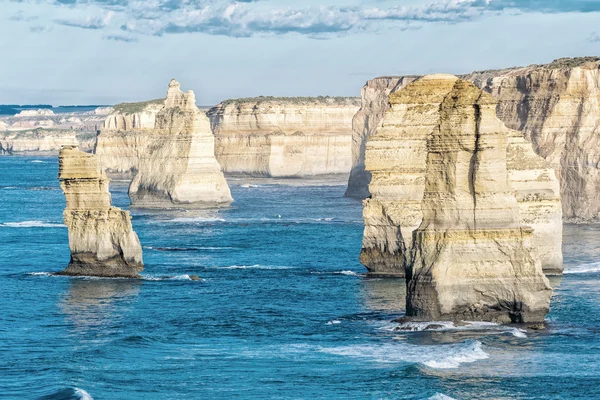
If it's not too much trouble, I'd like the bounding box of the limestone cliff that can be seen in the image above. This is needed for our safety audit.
[464,57,600,221]
[207,96,360,177]
[361,75,562,276]
[0,129,96,154]
[57,146,143,278]
[96,80,233,208]
[345,76,418,198]
[404,75,551,323]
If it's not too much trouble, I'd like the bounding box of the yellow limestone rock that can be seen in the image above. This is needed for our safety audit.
[207,97,360,177]
[345,76,419,198]
[96,79,233,208]
[403,75,551,322]
[361,76,562,276]
[57,146,143,277]
[465,57,600,221]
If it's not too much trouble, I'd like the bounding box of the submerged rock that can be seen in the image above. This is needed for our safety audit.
[360,75,562,276]
[57,146,143,278]
[403,75,551,323]
[97,79,233,208]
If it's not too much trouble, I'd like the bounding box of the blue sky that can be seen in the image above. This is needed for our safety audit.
[1,0,599,105]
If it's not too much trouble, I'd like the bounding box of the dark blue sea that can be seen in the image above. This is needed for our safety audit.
[1,156,599,399]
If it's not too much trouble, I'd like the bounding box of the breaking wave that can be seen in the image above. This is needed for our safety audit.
[320,339,488,369]
[219,264,294,270]
[142,274,194,281]
[36,387,94,400]
[564,262,600,275]
[1,220,65,228]
[428,394,457,400]
[389,321,527,338]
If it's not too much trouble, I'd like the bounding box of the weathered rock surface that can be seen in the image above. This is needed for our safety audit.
[361,75,562,277]
[96,79,233,207]
[464,57,600,221]
[207,97,360,177]
[0,130,96,154]
[15,109,55,117]
[57,146,143,278]
[345,76,418,198]
[386,75,551,323]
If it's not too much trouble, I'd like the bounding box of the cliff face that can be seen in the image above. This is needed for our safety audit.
[96,80,233,208]
[345,76,419,198]
[207,97,360,177]
[57,146,143,278]
[0,130,96,154]
[403,75,551,323]
[464,57,600,221]
[361,75,562,276]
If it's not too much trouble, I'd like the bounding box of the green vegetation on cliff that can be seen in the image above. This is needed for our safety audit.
[113,98,165,114]
[219,96,361,106]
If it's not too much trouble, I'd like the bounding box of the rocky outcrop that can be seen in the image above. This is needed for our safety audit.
[361,75,562,276]
[57,146,143,278]
[15,109,55,117]
[403,75,551,323]
[464,57,600,221]
[345,76,418,198]
[0,130,96,154]
[207,97,360,177]
[96,79,233,207]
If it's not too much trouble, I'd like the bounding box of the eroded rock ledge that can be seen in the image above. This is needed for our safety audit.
[96,79,233,208]
[57,146,143,278]
[207,96,360,177]
[371,75,552,323]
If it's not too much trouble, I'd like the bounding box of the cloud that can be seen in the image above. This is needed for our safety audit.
[590,32,600,43]
[7,0,600,38]
[103,34,138,42]
[55,10,114,30]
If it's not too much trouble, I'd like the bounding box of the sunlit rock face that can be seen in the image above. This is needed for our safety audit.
[96,79,233,208]
[361,75,554,322]
[345,76,419,199]
[207,97,360,177]
[57,146,143,278]
[359,76,563,276]
[465,57,600,221]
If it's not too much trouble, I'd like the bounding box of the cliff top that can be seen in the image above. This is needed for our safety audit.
[112,98,165,114]
[217,96,361,107]
[466,56,600,77]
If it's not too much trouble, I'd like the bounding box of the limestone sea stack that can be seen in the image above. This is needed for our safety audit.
[207,96,360,177]
[465,57,600,221]
[345,76,418,198]
[96,79,233,208]
[57,146,143,278]
[361,75,562,276]
[404,75,551,323]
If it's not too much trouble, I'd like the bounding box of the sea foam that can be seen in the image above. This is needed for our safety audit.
[1,220,65,228]
[564,262,600,275]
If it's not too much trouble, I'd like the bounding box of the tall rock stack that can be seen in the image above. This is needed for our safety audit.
[361,76,562,276]
[57,146,143,278]
[345,76,419,199]
[405,75,552,323]
[96,79,233,208]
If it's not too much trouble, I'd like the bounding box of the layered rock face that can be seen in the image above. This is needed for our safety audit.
[464,57,600,221]
[404,75,551,323]
[96,80,233,207]
[207,97,360,177]
[57,146,143,278]
[361,75,562,276]
[345,76,418,198]
[0,130,96,154]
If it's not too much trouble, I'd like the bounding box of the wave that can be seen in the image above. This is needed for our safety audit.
[327,320,342,325]
[144,246,233,251]
[335,270,362,276]
[240,184,263,188]
[142,274,194,281]
[30,160,48,163]
[389,321,527,338]
[0,186,17,189]
[219,264,293,270]
[320,339,488,369]
[37,387,94,400]
[429,394,457,400]
[28,272,55,277]
[1,220,65,228]
[162,217,226,223]
[564,261,600,275]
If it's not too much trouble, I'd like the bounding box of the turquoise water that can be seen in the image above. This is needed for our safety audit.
[1,156,599,399]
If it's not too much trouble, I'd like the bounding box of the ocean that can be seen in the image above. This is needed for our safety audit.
[1,156,599,399]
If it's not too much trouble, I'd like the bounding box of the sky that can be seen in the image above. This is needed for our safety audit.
[1,0,599,106]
